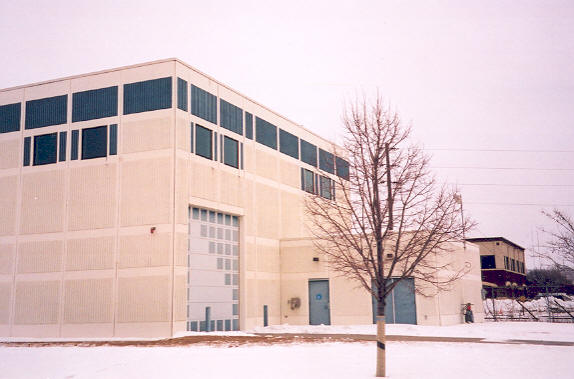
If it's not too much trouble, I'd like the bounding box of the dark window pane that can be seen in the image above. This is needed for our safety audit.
[109,124,117,155]
[23,137,31,166]
[33,133,58,166]
[25,95,67,129]
[81,125,107,160]
[336,156,349,180]
[190,122,194,153]
[255,117,277,149]
[59,131,67,162]
[319,175,332,199]
[300,139,317,167]
[191,85,217,124]
[195,124,212,159]
[177,78,188,111]
[220,99,243,136]
[224,136,239,168]
[0,103,21,133]
[319,149,334,174]
[71,130,79,160]
[301,168,315,193]
[215,132,218,161]
[72,86,118,122]
[245,112,253,139]
[480,255,496,269]
[240,143,244,169]
[279,129,299,159]
[123,77,172,115]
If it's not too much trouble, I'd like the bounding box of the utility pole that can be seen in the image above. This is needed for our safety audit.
[385,143,393,230]
[454,193,466,248]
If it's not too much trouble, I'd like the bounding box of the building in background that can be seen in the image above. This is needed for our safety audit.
[466,237,527,298]
[0,59,484,338]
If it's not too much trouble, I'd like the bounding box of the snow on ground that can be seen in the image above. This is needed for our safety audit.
[1,322,573,378]
[251,321,574,342]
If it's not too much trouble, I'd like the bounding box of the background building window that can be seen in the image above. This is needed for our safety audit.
[480,255,496,269]
[279,129,299,159]
[220,99,243,136]
[25,95,67,129]
[81,125,107,160]
[195,124,213,159]
[224,136,239,168]
[58,132,67,162]
[245,112,253,139]
[319,175,333,199]
[23,137,31,166]
[319,148,335,174]
[300,139,317,167]
[33,133,58,166]
[255,117,277,150]
[72,86,118,122]
[191,85,217,124]
[336,156,350,180]
[123,77,172,115]
[0,103,21,133]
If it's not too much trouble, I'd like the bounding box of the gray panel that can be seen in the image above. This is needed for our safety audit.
[309,280,330,325]
[393,278,416,324]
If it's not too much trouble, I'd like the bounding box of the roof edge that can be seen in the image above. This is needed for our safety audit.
[465,237,525,251]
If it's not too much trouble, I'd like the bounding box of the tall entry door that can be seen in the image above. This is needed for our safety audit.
[372,278,417,324]
[309,280,331,325]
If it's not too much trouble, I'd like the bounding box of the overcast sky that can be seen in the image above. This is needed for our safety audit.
[1,0,573,266]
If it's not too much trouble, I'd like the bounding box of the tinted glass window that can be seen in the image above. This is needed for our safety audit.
[0,103,21,133]
[195,124,213,159]
[23,137,31,166]
[279,129,299,159]
[245,112,253,139]
[123,77,172,115]
[224,136,239,168]
[177,78,188,111]
[255,117,277,149]
[220,99,243,136]
[72,86,118,122]
[25,95,67,129]
[33,133,58,166]
[319,175,332,199]
[300,139,317,167]
[336,156,349,180]
[81,125,107,160]
[480,255,496,269]
[191,85,217,124]
[301,168,315,193]
[71,130,79,160]
[319,149,335,174]
[109,124,117,155]
[58,132,67,162]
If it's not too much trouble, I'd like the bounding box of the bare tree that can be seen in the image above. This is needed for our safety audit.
[537,209,574,275]
[305,96,473,377]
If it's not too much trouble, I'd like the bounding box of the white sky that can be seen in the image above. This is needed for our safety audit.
[1,0,573,266]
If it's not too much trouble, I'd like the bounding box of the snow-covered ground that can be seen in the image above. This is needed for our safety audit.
[1,322,573,379]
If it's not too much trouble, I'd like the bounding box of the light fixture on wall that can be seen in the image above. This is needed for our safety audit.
[150,226,156,234]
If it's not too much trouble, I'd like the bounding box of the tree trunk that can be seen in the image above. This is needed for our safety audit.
[376,313,386,377]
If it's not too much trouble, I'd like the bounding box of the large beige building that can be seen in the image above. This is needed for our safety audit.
[0,59,484,338]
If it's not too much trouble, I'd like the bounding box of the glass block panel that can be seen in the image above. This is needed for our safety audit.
[225,274,231,285]
[209,211,216,223]
[33,133,58,166]
[245,112,253,139]
[224,136,239,168]
[225,259,231,270]
[319,148,335,174]
[279,129,299,159]
[177,78,188,111]
[191,85,217,124]
[81,125,107,160]
[255,117,277,149]
[201,209,207,221]
[220,99,243,135]
[25,95,67,129]
[300,139,317,167]
[0,103,21,133]
[72,86,118,122]
[217,258,223,269]
[195,124,213,159]
[123,77,172,115]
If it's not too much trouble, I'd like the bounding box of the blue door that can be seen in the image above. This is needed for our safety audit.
[309,280,331,325]
[372,278,416,324]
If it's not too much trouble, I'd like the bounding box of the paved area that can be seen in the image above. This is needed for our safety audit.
[1,333,572,347]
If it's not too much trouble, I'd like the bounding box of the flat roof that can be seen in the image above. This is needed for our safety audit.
[0,58,336,148]
[465,237,525,251]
